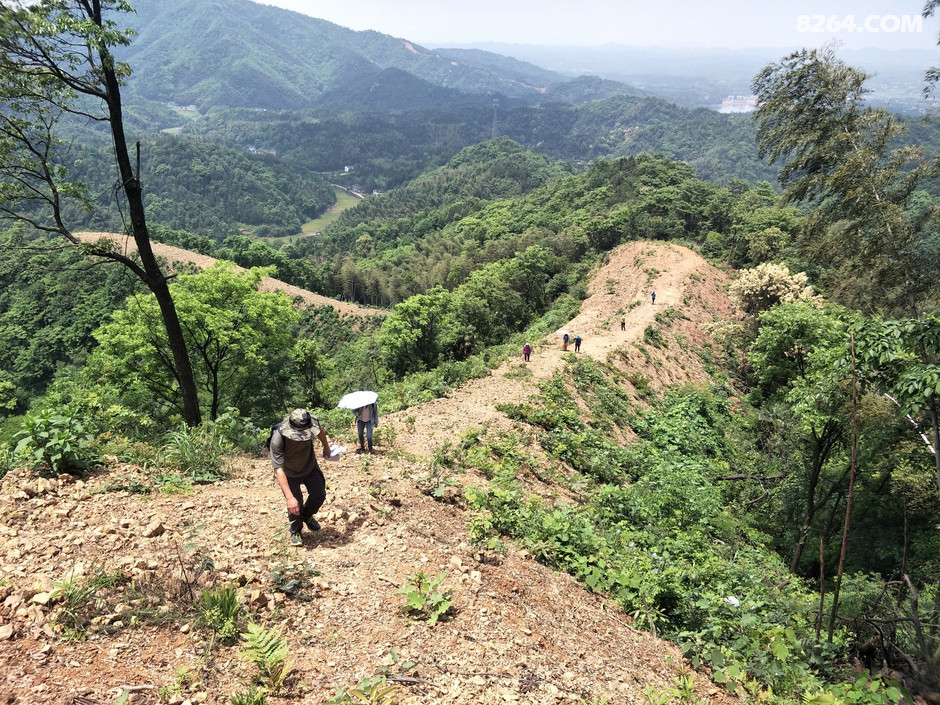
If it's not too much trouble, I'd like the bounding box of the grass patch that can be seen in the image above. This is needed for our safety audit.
[300,187,361,235]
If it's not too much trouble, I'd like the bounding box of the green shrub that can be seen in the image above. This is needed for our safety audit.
[0,443,15,480]
[153,472,193,495]
[643,324,665,348]
[802,674,905,705]
[195,583,241,643]
[417,442,461,500]
[396,571,453,624]
[161,423,231,482]
[212,408,264,453]
[14,407,97,475]
[98,438,161,470]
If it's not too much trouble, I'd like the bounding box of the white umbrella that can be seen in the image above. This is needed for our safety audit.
[337,390,378,410]
[556,328,569,336]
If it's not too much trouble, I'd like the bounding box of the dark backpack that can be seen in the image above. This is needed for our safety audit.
[263,422,280,450]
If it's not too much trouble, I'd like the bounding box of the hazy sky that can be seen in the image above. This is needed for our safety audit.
[260,0,938,51]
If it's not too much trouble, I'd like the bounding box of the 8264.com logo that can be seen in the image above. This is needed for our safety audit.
[796,14,923,33]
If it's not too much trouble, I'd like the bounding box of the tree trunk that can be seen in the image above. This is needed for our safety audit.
[828,332,859,642]
[97,7,201,426]
[928,398,940,502]
[790,421,842,573]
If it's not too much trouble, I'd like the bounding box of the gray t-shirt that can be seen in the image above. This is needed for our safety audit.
[269,420,321,478]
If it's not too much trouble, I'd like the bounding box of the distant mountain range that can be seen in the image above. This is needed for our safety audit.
[90,0,940,202]
[116,0,936,115]
[117,0,590,111]
[445,43,937,113]
[102,0,773,190]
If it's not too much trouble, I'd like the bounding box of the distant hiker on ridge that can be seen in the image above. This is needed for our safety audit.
[651,291,656,305]
[523,342,531,362]
[574,334,582,352]
[269,408,332,546]
[620,316,625,331]
[563,332,570,351]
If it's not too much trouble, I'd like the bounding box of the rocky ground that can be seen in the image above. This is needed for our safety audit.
[0,241,739,705]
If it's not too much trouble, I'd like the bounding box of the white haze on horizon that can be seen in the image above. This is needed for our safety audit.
[259,0,937,52]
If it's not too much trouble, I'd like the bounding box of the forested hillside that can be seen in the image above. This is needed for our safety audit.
[180,92,772,192]
[118,0,566,110]
[22,130,336,240]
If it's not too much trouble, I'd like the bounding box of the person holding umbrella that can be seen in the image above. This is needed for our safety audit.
[354,401,379,453]
[269,408,332,546]
[338,391,379,454]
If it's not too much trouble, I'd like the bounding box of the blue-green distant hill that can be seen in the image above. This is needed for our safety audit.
[119,0,572,111]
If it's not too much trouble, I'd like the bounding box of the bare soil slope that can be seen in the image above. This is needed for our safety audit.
[75,232,382,319]
[0,241,739,705]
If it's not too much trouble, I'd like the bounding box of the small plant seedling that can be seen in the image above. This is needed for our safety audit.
[230,686,267,705]
[368,480,385,499]
[667,673,697,703]
[269,558,321,600]
[326,676,398,705]
[396,570,453,624]
[375,647,417,679]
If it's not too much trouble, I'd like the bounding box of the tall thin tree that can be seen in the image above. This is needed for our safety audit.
[0,0,201,424]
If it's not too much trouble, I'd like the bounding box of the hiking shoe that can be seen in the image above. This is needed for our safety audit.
[289,532,303,546]
[304,517,321,532]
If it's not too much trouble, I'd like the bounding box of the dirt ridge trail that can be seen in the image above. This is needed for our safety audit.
[0,239,739,705]
[387,240,735,460]
[75,232,383,319]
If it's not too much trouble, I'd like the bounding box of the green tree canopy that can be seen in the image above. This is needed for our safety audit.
[89,262,298,422]
[0,0,202,424]
[752,45,939,314]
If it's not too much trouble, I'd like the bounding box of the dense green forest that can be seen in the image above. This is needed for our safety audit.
[38,130,338,239]
[3,2,940,704]
[182,96,773,192]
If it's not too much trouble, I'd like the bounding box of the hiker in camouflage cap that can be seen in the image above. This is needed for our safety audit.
[269,408,332,546]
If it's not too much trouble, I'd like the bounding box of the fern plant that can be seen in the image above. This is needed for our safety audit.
[239,622,293,693]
